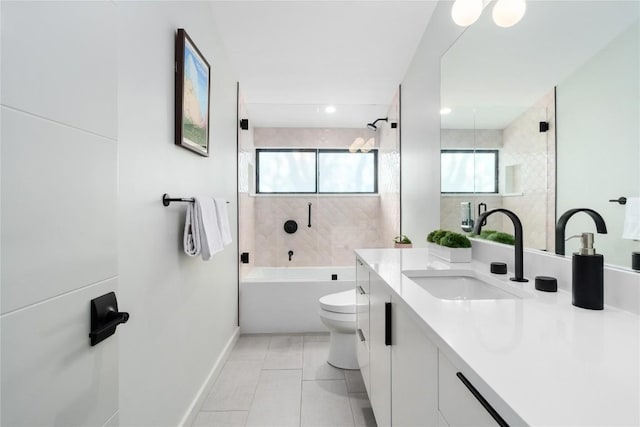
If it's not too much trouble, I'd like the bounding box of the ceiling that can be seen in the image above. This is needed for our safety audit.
[209,1,436,127]
[441,0,640,129]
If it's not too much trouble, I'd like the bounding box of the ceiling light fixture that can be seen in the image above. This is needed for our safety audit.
[440,107,452,115]
[452,0,526,28]
[325,105,336,114]
[451,0,483,27]
[492,0,526,27]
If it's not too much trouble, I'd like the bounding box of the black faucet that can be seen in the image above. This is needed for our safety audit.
[288,250,294,262]
[555,208,607,255]
[473,208,528,282]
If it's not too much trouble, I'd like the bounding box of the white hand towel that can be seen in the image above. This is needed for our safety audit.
[214,198,232,246]
[622,197,640,240]
[183,202,201,256]
[195,196,224,260]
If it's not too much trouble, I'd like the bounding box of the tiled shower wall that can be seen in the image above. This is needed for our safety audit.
[254,196,384,267]
[239,123,400,270]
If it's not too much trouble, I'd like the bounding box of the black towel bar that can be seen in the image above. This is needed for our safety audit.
[162,193,230,207]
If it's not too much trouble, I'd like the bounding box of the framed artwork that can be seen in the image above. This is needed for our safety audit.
[175,28,211,156]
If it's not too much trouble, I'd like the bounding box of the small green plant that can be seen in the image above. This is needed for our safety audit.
[470,229,515,246]
[427,229,449,244]
[426,229,441,243]
[485,231,515,245]
[393,235,412,244]
[480,229,498,239]
[439,232,472,248]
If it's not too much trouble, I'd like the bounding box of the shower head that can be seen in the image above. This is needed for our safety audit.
[366,117,388,131]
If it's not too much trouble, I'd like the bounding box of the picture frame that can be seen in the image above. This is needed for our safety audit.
[175,28,211,157]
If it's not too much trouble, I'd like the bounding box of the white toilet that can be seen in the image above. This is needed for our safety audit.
[319,289,358,370]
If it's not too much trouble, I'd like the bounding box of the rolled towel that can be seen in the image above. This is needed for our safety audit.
[195,196,224,260]
[183,202,201,257]
[214,198,232,246]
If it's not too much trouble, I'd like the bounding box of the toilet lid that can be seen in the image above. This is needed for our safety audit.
[319,289,357,314]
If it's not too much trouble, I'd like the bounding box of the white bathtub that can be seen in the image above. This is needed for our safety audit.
[240,266,355,333]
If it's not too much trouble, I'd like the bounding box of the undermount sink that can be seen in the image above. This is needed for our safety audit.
[403,269,528,301]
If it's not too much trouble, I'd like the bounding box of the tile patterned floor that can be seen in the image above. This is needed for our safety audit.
[193,334,377,427]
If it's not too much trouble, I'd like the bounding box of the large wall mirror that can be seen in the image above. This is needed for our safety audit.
[440,1,639,269]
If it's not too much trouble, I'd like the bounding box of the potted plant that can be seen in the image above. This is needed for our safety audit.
[426,229,472,263]
[393,235,413,248]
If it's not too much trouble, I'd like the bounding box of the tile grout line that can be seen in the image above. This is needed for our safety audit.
[0,104,118,142]
[245,337,269,426]
[1,275,118,318]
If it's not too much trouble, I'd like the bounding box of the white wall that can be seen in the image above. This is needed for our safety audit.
[117,2,239,426]
[401,1,465,246]
[557,21,639,268]
[1,2,119,425]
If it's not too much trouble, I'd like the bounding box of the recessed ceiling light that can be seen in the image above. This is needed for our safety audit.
[440,107,452,115]
[325,105,336,114]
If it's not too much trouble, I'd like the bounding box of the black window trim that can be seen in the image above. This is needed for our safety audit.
[256,148,378,195]
[440,149,499,194]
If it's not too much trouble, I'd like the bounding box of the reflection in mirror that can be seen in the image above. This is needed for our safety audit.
[440,1,639,269]
[237,96,401,277]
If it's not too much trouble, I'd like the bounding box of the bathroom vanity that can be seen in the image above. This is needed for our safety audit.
[355,248,639,426]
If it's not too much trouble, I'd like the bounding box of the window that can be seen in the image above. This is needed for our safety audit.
[256,149,378,194]
[441,149,498,193]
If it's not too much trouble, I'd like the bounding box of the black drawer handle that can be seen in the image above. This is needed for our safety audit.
[385,302,392,346]
[456,372,509,427]
[357,328,365,342]
[358,285,366,295]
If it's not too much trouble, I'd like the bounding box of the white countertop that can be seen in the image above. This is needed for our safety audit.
[355,247,640,426]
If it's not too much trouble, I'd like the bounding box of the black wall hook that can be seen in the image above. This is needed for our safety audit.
[90,292,129,346]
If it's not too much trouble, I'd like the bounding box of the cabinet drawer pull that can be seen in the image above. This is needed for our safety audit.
[456,372,509,427]
[357,328,365,342]
[385,302,392,346]
[358,285,366,295]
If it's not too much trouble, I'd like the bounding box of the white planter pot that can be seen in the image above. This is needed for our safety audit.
[427,242,472,263]
[394,243,413,248]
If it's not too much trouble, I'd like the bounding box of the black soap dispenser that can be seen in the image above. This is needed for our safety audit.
[570,232,604,310]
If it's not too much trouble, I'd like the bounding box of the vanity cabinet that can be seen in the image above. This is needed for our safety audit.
[438,352,502,427]
[390,294,438,427]
[356,257,438,427]
[369,270,392,427]
[355,257,370,394]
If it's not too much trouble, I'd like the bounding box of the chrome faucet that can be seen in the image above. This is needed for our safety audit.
[555,208,607,255]
[473,208,528,282]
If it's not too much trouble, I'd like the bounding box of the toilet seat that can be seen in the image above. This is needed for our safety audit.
[319,289,356,314]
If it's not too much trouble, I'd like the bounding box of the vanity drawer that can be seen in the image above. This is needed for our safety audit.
[438,351,504,427]
[356,330,370,394]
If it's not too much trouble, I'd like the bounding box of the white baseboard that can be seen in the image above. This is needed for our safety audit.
[179,327,240,427]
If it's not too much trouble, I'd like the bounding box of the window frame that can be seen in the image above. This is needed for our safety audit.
[255,148,378,195]
[440,149,499,194]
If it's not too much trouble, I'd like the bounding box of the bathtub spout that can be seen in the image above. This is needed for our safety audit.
[288,250,294,261]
